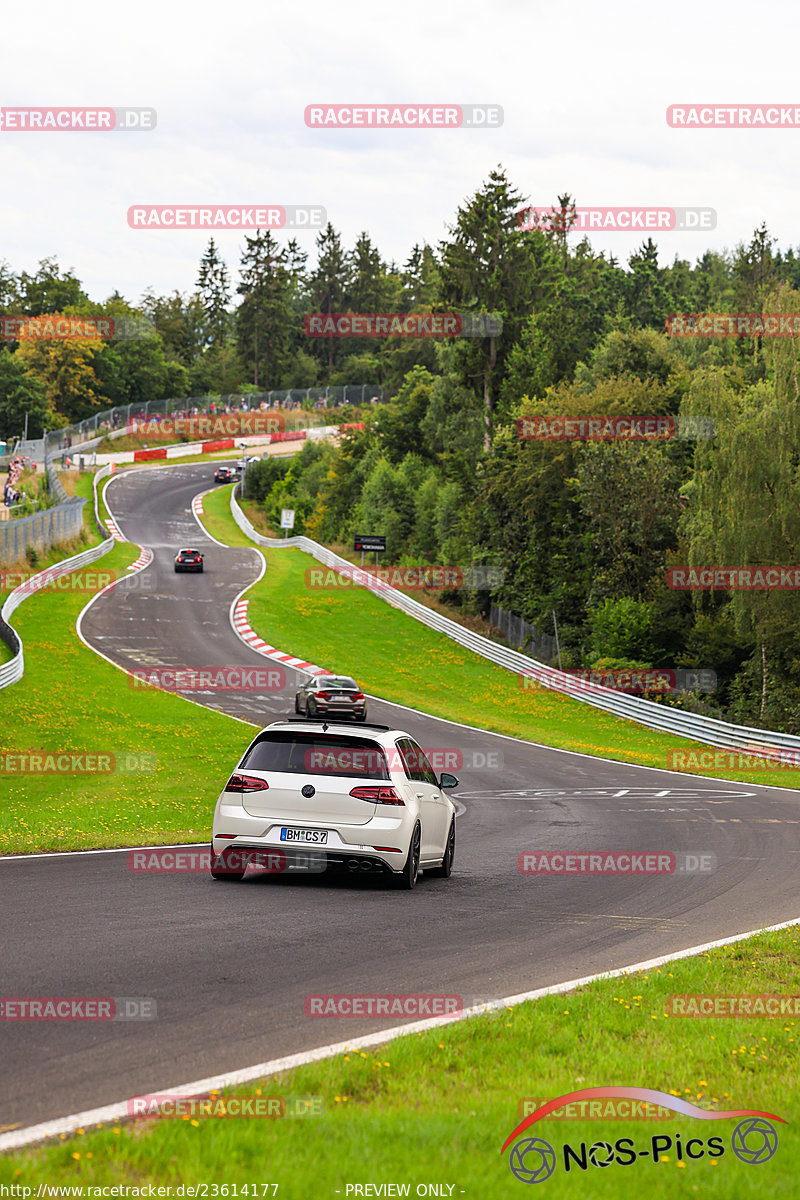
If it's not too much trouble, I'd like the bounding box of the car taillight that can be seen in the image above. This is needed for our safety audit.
[315,691,331,700]
[352,693,365,700]
[224,773,269,792]
[350,785,404,806]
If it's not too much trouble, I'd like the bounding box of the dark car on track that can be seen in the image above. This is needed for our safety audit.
[295,675,367,721]
[174,547,204,573]
[214,466,234,483]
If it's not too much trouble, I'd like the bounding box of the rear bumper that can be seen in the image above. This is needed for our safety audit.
[306,703,365,715]
[225,843,395,875]
[212,804,407,874]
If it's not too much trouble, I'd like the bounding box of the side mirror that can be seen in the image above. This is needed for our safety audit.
[439,772,459,790]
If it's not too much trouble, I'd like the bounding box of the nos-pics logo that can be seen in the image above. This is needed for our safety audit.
[501,1087,783,1184]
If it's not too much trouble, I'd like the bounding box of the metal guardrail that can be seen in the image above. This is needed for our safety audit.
[0,467,114,692]
[229,486,800,758]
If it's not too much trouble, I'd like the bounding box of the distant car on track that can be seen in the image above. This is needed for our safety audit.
[210,720,458,888]
[295,675,367,720]
[174,547,204,573]
[213,466,234,483]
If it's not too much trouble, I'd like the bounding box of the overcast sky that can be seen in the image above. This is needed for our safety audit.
[2,0,798,306]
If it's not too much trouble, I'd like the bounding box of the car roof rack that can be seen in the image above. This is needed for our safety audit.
[274,719,393,732]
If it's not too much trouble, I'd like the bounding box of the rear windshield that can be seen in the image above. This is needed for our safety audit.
[323,678,358,690]
[241,732,389,779]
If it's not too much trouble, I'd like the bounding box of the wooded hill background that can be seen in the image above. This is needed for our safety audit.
[3,167,800,730]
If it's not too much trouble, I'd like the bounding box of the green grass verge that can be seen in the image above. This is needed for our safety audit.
[57,470,96,504]
[199,484,258,548]
[0,535,254,853]
[194,496,800,789]
[3,925,797,1193]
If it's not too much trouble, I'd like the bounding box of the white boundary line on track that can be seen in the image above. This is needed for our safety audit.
[0,842,209,863]
[3,913,798,1153]
[190,487,235,549]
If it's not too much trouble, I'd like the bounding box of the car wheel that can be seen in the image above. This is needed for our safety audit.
[210,847,245,882]
[429,819,455,878]
[355,709,367,722]
[396,821,421,890]
[308,699,318,718]
[294,695,301,714]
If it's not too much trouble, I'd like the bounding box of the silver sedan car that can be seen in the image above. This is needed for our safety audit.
[294,675,367,721]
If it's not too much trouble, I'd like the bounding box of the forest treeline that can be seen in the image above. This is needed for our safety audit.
[4,166,800,728]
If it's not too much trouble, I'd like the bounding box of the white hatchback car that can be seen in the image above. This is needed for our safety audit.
[210,721,458,889]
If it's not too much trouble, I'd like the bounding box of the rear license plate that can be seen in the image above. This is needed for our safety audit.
[280,828,329,843]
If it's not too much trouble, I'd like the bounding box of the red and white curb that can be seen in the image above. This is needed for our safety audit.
[231,597,330,677]
[96,547,153,597]
[189,487,330,675]
[127,546,153,573]
[105,517,124,540]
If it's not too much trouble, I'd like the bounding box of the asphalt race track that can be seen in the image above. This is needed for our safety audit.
[3,461,800,1130]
